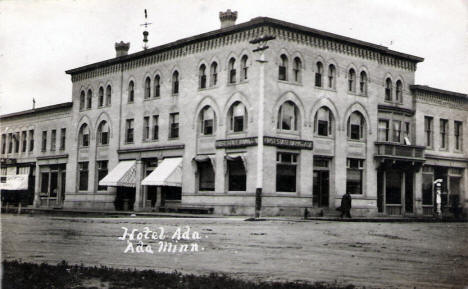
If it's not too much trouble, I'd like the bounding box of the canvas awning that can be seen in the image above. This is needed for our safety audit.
[0,175,29,190]
[141,157,183,187]
[99,160,136,187]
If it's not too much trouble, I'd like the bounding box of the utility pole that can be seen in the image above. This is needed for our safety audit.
[250,34,275,219]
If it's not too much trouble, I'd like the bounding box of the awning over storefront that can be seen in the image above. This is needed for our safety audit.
[0,175,29,190]
[141,157,182,187]
[99,160,136,187]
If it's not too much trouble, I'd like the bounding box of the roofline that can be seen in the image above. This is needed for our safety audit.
[66,16,424,75]
[410,85,467,99]
[0,102,73,120]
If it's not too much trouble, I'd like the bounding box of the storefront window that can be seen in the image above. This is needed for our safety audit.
[198,161,214,191]
[79,162,88,191]
[346,159,364,194]
[97,161,108,191]
[228,159,246,191]
[276,152,297,192]
[422,173,433,205]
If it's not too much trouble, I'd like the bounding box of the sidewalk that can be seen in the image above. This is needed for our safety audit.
[2,206,466,222]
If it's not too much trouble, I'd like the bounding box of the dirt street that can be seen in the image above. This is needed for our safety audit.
[2,214,467,288]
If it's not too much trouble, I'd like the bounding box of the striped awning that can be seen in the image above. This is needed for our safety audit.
[141,158,182,187]
[99,160,136,187]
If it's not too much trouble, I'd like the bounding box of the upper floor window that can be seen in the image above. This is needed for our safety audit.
[106,85,112,106]
[79,91,85,110]
[50,129,56,151]
[440,119,448,149]
[359,71,367,95]
[152,115,159,140]
[210,62,218,87]
[454,121,462,151]
[200,106,216,136]
[277,101,299,131]
[60,128,66,150]
[143,116,150,140]
[169,113,179,139]
[128,81,135,102]
[29,130,34,152]
[86,89,92,109]
[392,120,401,143]
[97,121,109,145]
[172,71,179,94]
[348,69,356,92]
[395,80,403,103]
[228,58,236,84]
[293,57,302,83]
[314,107,333,137]
[154,75,160,97]
[229,102,247,132]
[385,78,392,101]
[98,87,104,107]
[424,116,433,148]
[315,62,323,87]
[199,64,207,89]
[328,64,336,89]
[7,133,12,153]
[347,111,365,141]
[125,119,134,143]
[79,124,89,147]
[278,54,288,81]
[378,119,389,142]
[144,77,151,99]
[1,134,6,154]
[241,55,248,81]
[41,131,47,151]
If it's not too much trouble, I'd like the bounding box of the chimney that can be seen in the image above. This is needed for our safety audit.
[115,41,130,57]
[219,9,238,29]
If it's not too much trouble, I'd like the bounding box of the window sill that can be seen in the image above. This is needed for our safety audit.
[315,86,336,92]
[96,144,109,148]
[276,130,300,136]
[227,131,247,136]
[347,139,366,143]
[314,134,334,140]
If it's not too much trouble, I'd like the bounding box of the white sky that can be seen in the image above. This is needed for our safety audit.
[0,0,467,114]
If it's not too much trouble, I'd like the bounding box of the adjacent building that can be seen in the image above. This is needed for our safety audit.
[1,11,467,217]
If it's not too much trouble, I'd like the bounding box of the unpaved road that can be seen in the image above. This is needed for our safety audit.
[2,214,468,288]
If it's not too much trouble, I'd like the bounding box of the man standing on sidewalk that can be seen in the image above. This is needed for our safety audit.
[340,192,352,218]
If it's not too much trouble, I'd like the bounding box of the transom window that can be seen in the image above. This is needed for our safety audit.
[277,101,299,131]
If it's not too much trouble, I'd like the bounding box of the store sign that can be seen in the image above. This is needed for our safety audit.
[215,137,258,149]
[263,136,313,150]
[0,174,29,190]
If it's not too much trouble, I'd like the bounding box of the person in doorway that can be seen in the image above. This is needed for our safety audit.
[340,192,352,218]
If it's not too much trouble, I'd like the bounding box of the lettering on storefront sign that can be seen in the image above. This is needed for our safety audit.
[215,137,258,149]
[263,136,313,150]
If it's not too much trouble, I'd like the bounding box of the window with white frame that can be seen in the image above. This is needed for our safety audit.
[200,106,215,136]
[392,120,401,143]
[278,54,288,81]
[348,69,356,92]
[152,115,159,140]
[125,119,134,143]
[385,78,392,101]
[144,77,151,99]
[328,64,336,89]
[228,58,236,84]
[97,121,109,145]
[315,107,333,137]
[241,55,248,81]
[293,57,302,83]
[143,116,150,140]
[359,71,367,95]
[105,85,112,106]
[79,124,89,147]
[98,87,104,107]
[378,119,389,142]
[440,119,448,149]
[210,62,218,87]
[229,102,247,132]
[315,62,323,87]
[395,80,403,103]
[169,113,179,138]
[154,75,160,97]
[347,112,365,140]
[455,121,462,151]
[277,101,299,131]
[199,64,207,89]
[424,116,433,147]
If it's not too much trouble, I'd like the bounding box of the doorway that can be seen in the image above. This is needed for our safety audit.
[313,170,329,208]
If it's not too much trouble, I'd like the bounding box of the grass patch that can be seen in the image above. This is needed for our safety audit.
[2,260,355,289]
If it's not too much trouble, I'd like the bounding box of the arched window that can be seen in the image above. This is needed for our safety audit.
[86,89,92,109]
[315,107,333,137]
[172,71,179,94]
[210,62,218,87]
[229,101,247,132]
[97,121,109,145]
[385,78,392,101]
[228,58,236,84]
[359,71,368,95]
[98,87,104,107]
[347,111,366,140]
[154,75,160,97]
[277,101,299,131]
[200,106,216,135]
[315,62,323,87]
[293,57,302,83]
[144,77,151,99]
[395,80,403,102]
[348,69,356,92]
[278,54,288,81]
[105,85,112,106]
[79,91,85,110]
[328,64,336,89]
[199,64,207,89]
[79,123,90,147]
[128,81,135,102]
[241,55,248,81]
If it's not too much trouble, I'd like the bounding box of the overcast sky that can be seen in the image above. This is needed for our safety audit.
[0,0,467,114]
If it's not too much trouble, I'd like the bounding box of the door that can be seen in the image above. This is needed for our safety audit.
[313,171,329,207]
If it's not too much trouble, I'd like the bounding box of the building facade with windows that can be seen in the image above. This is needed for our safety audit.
[1,11,467,217]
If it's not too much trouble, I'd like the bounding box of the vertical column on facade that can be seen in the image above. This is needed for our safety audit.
[299,149,313,200]
[414,170,423,215]
[334,127,347,207]
[33,163,41,208]
[134,159,143,211]
[262,146,276,195]
[214,150,224,193]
